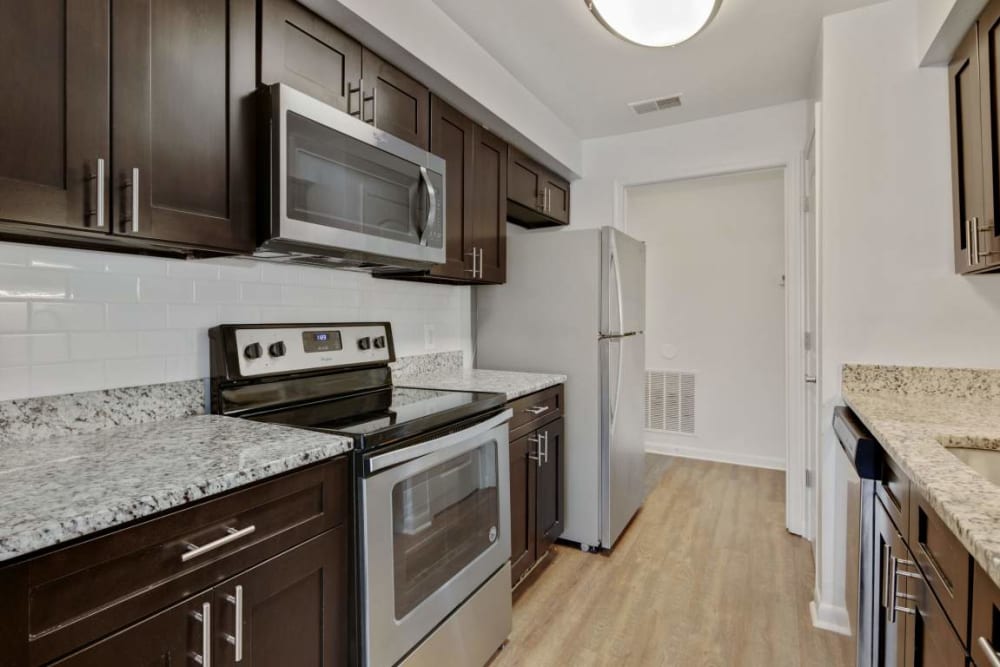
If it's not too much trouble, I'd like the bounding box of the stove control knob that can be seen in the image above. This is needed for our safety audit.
[268,341,287,358]
[373,335,386,349]
[244,342,263,360]
[358,336,372,351]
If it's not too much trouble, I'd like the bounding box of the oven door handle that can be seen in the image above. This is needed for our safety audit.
[367,409,512,474]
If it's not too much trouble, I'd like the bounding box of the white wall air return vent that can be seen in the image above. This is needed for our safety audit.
[645,370,696,435]
[628,94,682,116]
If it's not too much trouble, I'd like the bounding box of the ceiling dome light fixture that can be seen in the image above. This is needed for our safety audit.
[586,0,723,48]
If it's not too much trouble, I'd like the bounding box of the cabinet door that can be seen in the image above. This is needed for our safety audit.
[508,147,544,213]
[112,0,255,252]
[535,418,564,555]
[980,1,1000,269]
[361,49,429,149]
[875,499,907,667]
[509,431,537,585]
[428,95,475,281]
[902,561,968,667]
[472,128,508,284]
[0,1,109,233]
[950,24,987,274]
[216,528,348,666]
[972,564,1000,667]
[50,592,214,666]
[542,176,570,225]
[259,0,362,114]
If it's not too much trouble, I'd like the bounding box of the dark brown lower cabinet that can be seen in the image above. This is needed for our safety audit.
[0,459,351,667]
[972,563,1000,667]
[875,497,907,667]
[507,385,564,589]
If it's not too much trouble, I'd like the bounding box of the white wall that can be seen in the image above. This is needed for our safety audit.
[628,169,787,469]
[0,241,471,400]
[813,0,1000,629]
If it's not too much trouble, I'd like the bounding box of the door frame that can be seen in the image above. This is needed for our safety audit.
[616,147,809,538]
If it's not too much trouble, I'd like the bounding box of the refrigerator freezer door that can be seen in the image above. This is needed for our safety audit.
[600,332,646,548]
[600,228,646,336]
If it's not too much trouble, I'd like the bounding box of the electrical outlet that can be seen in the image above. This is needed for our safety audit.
[424,324,435,350]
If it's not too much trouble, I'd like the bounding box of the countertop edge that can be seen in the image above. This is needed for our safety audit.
[398,369,567,401]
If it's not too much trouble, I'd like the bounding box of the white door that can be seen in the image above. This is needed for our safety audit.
[804,126,820,541]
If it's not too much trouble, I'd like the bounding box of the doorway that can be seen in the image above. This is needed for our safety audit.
[626,169,788,471]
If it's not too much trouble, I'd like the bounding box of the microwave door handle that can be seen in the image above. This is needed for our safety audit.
[419,166,436,247]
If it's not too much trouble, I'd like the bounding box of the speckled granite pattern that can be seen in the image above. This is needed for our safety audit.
[399,369,567,401]
[843,364,1000,399]
[390,350,464,380]
[843,368,1000,588]
[0,380,205,449]
[0,415,352,563]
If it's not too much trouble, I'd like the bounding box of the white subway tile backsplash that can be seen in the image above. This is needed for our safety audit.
[0,302,29,331]
[167,304,220,329]
[0,242,470,400]
[70,332,138,360]
[69,273,139,303]
[31,361,105,396]
[139,276,195,303]
[105,357,166,387]
[0,366,30,400]
[195,280,240,304]
[107,303,168,330]
[31,302,105,331]
[0,268,68,300]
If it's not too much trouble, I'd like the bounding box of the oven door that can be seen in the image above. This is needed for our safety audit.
[361,410,512,667]
[265,83,446,268]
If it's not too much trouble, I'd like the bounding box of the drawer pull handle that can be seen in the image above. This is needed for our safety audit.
[525,405,550,415]
[979,637,1000,667]
[182,525,256,563]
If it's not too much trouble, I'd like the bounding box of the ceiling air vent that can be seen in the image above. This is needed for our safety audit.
[628,94,682,116]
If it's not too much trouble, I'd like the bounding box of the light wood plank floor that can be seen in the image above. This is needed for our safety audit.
[493,457,852,667]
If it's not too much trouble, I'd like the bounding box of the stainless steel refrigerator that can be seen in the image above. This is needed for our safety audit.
[476,226,646,550]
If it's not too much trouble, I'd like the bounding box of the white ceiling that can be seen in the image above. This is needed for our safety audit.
[429,0,887,139]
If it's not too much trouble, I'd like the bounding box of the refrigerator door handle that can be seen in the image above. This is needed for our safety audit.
[609,338,623,435]
[609,232,625,336]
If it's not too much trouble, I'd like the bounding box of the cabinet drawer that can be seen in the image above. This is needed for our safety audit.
[908,489,971,647]
[23,457,348,666]
[877,451,910,539]
[509,385,564,439]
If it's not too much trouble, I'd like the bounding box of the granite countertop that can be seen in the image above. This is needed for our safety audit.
[398,368,567,401]
[0,415,352,563]
[842,376,1000,588]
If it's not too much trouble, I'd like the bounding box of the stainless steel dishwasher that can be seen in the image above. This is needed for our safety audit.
[833,406,882,667]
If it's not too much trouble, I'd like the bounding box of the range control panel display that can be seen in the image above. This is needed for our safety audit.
[302,330,342,353]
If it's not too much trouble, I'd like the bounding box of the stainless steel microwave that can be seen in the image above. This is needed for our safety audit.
[256,83,446,270]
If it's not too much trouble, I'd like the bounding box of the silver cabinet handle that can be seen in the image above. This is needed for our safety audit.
[124,167,140,233]
[977,217,995,259]
[881,543,892,608]
[546,187,551,213]
[888,554,920,621]
[527,434,544,467]
[348,78,363,117]
[979,637,1000,667]
[88,158,106,228]
[466,245,479,277]
[970,217,978,266]
[477,248,483,278]
[191,601,212,666]
[182,525,256,563]
[223,585,244,662]
[363,85,377,124]
[541,431,549,464]
[525,405,550,415]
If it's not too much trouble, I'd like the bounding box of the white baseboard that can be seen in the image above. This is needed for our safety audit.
[645,440,785,471]
[809,597,851,636]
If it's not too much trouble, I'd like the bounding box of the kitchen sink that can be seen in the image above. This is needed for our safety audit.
[945,445,1000,487]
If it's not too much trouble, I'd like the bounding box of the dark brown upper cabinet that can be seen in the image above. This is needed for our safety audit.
[507,146,571,228]
[0,1,110,236]
[361,49,430,150]
[378,95,506,285]
[112,0,256,253]
[259,0,362,114]
[949,3,1000,273]
[0,0,255,256]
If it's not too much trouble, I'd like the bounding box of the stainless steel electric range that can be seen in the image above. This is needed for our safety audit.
[209,322,513,667]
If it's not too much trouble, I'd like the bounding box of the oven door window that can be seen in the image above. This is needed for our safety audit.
[391,441,500,620]
[286,111,442,250]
